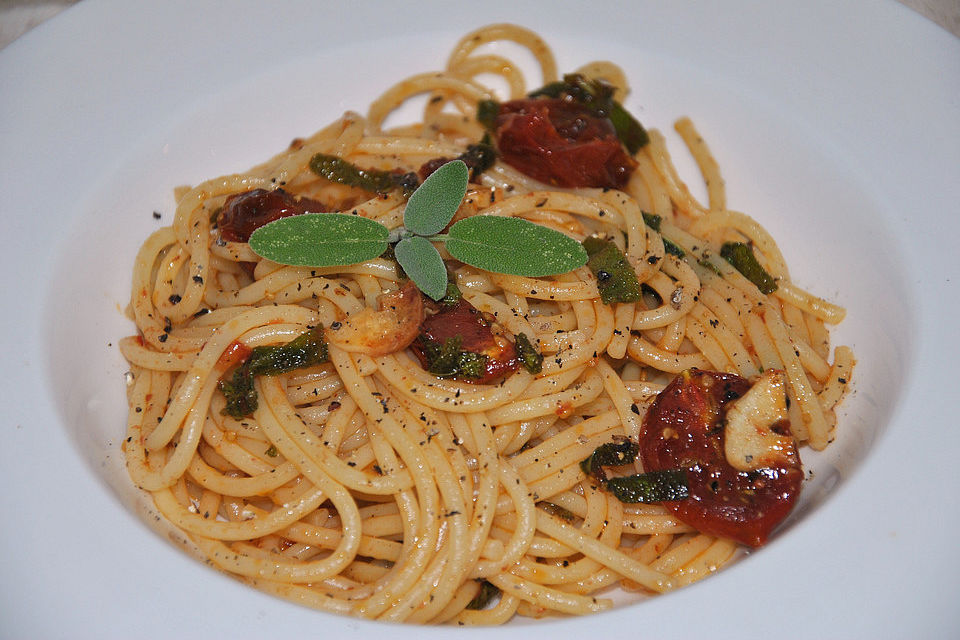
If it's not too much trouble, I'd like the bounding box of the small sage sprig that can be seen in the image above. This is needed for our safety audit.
[249,160,588,300]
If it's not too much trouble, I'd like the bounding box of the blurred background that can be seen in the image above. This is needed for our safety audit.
[1,0,958,50]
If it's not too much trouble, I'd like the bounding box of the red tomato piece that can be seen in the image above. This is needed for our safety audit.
[638,369,803,547]
[411,297,519,384]
[492,98,636,188]
[218,188,326,242]
[215,340,252,375]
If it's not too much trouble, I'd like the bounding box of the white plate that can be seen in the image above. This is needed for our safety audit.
[2,1,958,637]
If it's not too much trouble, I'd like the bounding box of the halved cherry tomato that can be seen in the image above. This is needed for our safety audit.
[411,297,518,384]
[218,188,326,242]
[492,98,635,188]
[638,369,803,547]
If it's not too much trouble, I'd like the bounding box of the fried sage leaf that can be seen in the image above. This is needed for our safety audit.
[581,440,689,504]
[220,326,329,418]
[308,153,417,194]
[580,439,639,482]
[582,236,641,304]
[605,469,690,503]
[514,332,543,374]
[720,241,778,294]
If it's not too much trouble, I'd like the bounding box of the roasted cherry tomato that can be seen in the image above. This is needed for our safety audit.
[491,98,635,188]
[638,369,803,547]
[217,188,326,242]
[411,297,519,384]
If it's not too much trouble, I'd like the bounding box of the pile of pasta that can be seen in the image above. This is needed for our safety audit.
[121,24,853,624]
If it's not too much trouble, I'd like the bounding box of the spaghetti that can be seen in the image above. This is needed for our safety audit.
[121,24,853,624]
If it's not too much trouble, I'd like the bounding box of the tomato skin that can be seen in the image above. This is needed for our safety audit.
[218,189,326,242]
[492,98,635,188]
[639,370,803,547]
[411,298,519,384]
[215,341,253,374]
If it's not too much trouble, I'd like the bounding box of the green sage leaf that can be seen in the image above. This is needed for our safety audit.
[607,101,650,154]
[249,213,389,267]
[605,469,689,503]
[580,439,640,481]
[439,281,462,307]
[394,235,448,300]
[458,140,498,180]
[246,326,329,376]
[663,238,686,258]
[446,216,587,277]
[309,153,418,194]
[582,236,641,304]
[514,332,543,374]
[476,99,500,129]
[219,326,328,419]
[404,159,468,236]
[416,334,489,379]
[465,580,500,610]
[641,211,662,231]
[720,241,778,294]
[641,212,685,257]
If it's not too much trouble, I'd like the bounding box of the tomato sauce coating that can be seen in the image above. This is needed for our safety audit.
[639,369,803,547]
